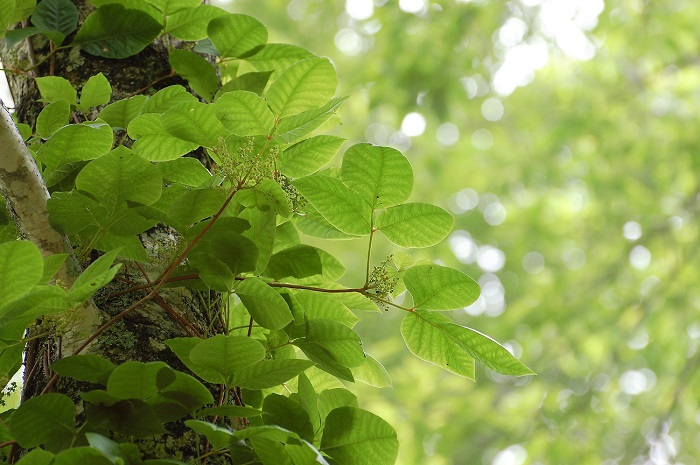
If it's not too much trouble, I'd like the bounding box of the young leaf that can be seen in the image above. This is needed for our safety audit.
[75,147,163,211]
[340,143,413,209]
[36,100,70,138]
[168,49,219,102]
[10,393,76,452]
[35,76,77,105]
[165,4,228,41]
[236,277,294,330]
[214,90,275,135]
[293,175,372,236]
[404,264,480,310]
[320,407,399,465]
[208,14,267,59]
[266,57,337,119]
[51,354,115,385]
[401,310,476,379]
[0,240,43,303]
[277,135,345,178]
[189,334,266,385]
[79,72,112,111]
[235,179,290,217]
[72,4,163,59]
[376,203,454,248]
[39,253,68,285]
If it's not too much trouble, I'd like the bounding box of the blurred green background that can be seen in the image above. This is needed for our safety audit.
[219,0,700,464]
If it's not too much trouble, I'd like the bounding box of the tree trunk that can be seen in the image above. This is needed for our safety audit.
[0,1,219,460]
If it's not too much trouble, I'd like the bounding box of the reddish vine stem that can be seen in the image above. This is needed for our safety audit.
[127,71,176,97]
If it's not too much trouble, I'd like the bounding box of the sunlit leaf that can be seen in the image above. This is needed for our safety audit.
[321,407,398,465]
[208,14,267,58]
[267,57,337,118]
[404,264,480,310]
[376,203,454,248]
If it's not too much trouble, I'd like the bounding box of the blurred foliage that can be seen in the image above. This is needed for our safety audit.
[225,0,700,464]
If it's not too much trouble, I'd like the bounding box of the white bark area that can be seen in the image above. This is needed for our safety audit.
[0,99,65,257]
[0,99,100,353]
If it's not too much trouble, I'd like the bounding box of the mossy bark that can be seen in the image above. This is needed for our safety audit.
[1,1,225,461]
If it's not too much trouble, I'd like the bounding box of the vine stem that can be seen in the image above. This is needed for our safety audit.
[364,226,376,287]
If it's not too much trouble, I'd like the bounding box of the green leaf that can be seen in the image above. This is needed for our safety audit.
[144,0,200,15]
[168,187,228,226]
[320,407,398,465]
[243,43,314,80]
[293,175,372,236]
[35,76,77,104]
[250,436,291,465]
[267,57,337,118]
[47,191,107,235]
[278,135,344,178]
[401,310,476,379]
[185,420,235,449]
[12,0,36,23]
[68,248,122,303]
[0,0,15,32]
[294,203,358,240]
[39,253,68,285]
[294,291,359,328]
[189,334,266,386]
[404,264,480,310]
[438,321,535,376]
[4,27,43,48]
[219,71,272,96]
[10,393,75,452]
[76,147,162,211]
[157,157,211,187]
[107,361,169,399]
[318,388,358,423]
[0,240,43,303]
[340,143,413,209]
[296,373,320,432]
[165,337,223,384]
[165,4,227,41]
[208,14,267,59]
[352,354,392,388]
[263,393,314,441]
[36,100,70,138]
[141,85,198,114]
[79,72,112,111]
[31,0,78,45]
[237,277,293,330]
[98,94,147,129]
[264,245,323,280]
[233,358,314,390]
[295,319,365,368]
[14,449,55,465]
[51,354,115,385]
[235,179,290,217]
[214,90,275,135]
[84,399,167,437]
[38,122,113,179]
[84,433,131,465]
[168,49,219,102]
[161,102,227,148]
[376,203,454,248]
[128,113,199,161]
[198,405,262,418]
[275,95,348,144]
[72,4,163,58]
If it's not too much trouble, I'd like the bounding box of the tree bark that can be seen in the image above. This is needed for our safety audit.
[0,2,219,460]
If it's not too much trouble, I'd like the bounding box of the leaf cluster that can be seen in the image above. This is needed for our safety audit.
[0,2,533,464]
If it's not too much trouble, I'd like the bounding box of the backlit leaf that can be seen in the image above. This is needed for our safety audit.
[278,135,344,177]
[165,4,227,41]
[236,277,293,330]
[267,57,337,118]
[404,264,480,310]
[321,407,398,465]
[376,203,454,248]
[340,144,413,209]
[189,334,266,385]
[208,14,267,58]
[215,90,275,135]
[35,76,77,104]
